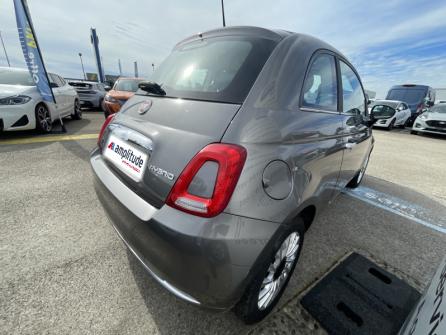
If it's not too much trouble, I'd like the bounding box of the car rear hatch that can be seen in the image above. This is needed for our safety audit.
[96,28,282,209]
[69,82,95,96]
[99,97,241,208]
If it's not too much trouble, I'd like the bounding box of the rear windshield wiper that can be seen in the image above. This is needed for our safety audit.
[138,82,166,96]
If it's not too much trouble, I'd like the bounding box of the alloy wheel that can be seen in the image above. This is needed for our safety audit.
[74,100,82,119]
[36,105,52,132]
[257,232,300,310]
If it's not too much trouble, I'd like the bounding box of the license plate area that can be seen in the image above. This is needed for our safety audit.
[103,134,149,182]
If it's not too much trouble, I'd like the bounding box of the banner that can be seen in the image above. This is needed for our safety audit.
[13,0,55,103]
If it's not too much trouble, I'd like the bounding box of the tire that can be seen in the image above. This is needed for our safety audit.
[233,220,305,324]
[411,130,418,135]
[35,104,52,133]
[98,98,104,111]
[71,99,82,120]
[404,117,411,128]
[387,119,395,130]
[347,151,370,188]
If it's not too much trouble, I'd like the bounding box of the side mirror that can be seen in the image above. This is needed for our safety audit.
[363,114,375,128]
[49,82,58,88]
[427,100,434,107]
[104,85,111,91]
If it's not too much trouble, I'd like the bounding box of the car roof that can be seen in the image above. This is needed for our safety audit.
[0,66,29,72]
[174,26,345,60]
[117,77,145,80]
[176,26,290,47]
[69,80,100,84]
[389,84,432,90]
[373,100,401,107]
[175,26,345,51]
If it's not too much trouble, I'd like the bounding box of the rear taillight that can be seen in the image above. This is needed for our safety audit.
[97,114,115,146]
[166,143,247,218]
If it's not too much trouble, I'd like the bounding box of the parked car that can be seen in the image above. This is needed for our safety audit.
[434,88,446,104]
[370,100,411,130]
[90,26,373,324]
[103,77,145,116]
[411,103,446,136]
[386,84,435,125]
[0,67,81,133]
[68,81,106,109]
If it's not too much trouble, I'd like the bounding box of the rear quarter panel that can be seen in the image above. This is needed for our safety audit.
[222,34,345,224]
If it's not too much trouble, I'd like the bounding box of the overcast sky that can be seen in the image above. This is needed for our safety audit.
[1,0,445,97]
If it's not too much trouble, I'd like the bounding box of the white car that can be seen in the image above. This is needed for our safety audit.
[411,104,446,136]
[0,67,81,133]
[370,100,411,130]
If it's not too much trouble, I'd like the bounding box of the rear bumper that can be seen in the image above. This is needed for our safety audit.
[78,94,100,106]
[90,149,280,309]
[373,119,392,128]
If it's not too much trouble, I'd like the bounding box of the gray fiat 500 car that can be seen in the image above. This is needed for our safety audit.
[91,26,374,323]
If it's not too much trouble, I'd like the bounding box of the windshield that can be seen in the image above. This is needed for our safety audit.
[0,68,35,86]
[371,105,396,119]
[387,88,425,104]
[114,79,144,92]
[146,36,276,104]
[430,105,446,114]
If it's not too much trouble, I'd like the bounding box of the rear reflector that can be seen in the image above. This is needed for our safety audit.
[98,114,115,146]
[166,143,247,218]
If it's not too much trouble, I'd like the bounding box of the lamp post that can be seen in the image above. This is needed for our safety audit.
[78,52,86,80]
[221,0,226,27]
[0,30,10,67]
[152,63,155,72]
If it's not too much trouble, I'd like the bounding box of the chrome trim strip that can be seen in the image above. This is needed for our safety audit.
[300,107,340,115]
[111,223,201,305]
[91,155,157,221]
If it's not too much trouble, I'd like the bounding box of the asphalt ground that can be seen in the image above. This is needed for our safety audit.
[1,112,445,334]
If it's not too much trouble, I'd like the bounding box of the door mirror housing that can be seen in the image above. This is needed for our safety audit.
[363,114,376,128]
[49,82,58,88]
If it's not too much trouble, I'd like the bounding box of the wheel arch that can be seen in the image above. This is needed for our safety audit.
[297,205,317,231]
[34,100,54,121]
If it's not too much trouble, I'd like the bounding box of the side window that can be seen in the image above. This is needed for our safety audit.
[302,54,338,111]
[58,76,66,86]
[49,74,59,87]
[340,61,366,115]
[402,103,408,110]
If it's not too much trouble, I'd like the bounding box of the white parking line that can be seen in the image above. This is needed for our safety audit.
[343,186,446,235]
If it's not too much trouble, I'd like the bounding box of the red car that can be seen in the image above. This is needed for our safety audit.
[103,77,145,116]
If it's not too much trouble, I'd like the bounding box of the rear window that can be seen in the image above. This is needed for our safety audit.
[146,36,277,104]
[114,79,144,92]
[69,82,92,89]
[387,88,426,104]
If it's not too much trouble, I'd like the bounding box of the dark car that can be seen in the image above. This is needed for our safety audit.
[90,26,374,323]
[386,84,436,125]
